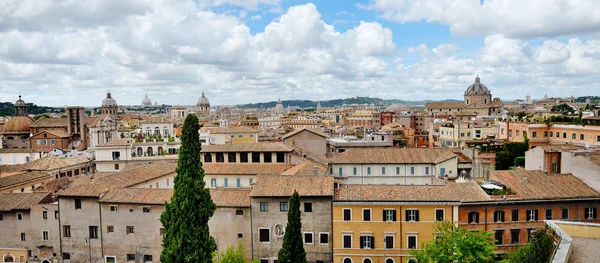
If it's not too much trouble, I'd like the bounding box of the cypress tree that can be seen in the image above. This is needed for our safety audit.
[160,114,216,263]
[278,191,306,263]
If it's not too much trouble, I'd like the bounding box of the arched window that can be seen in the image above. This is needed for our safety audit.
[407,259,417,263]
[343,258,352,263]
[164,127,169,137]
[158,146,163,155]
[154,127,160,135]
[363,258,372,263]
[385,259,395,263]
[3,254,14,262]
[210,178,217,188]
[147,147,153,156]
[137,147,143,156]
[146,128,151,136]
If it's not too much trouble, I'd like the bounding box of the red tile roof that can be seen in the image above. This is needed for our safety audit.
[99,188,173,205]
[0,192,52,211]
[203,163,290,175]
[94,161,176,187]
[281,128,330,140]
[251,175,334,197]
[0,171,52,189]
[58,182,112,197]
[490,170,600,200]
[211,188,251,207]
[334,183,490,202]
[330,148,457,164]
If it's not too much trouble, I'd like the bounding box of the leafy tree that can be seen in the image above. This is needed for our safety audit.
[213,242,248,263]
[551,103,575,113]
[496,134,529,170]
[508,228,555,263]
[160,114,216,263]
[278,191,306,263]
[412,222,497,263]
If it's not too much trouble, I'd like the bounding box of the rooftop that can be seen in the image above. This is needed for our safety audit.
[26,155,91,171]
[0,192,51,211]
[200,126,258,134]
[0,171,51,189]
[203,163,290,175]
[251,175,334,197]
[201,142,293,153]
[490,170,600,200]
[334,183,490,202]
[281,128,330,140]
[29,117,68,128]
[97,139,133,147]
[94,161,177,187]
[211,188,251,207]
[99,188,173,205]
[330,148,457,164]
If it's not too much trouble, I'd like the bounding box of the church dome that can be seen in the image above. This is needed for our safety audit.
[142,94,152,106]
[15,95,26,107]
[2,116,33,134]
[464,75,490,95]
[102,91,118,107]
[197,92,210,106]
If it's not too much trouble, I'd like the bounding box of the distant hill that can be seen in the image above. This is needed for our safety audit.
[237,97,461,109]
[576,96,600,104]
[0,102,65,117]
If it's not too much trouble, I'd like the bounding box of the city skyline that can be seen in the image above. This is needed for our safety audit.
[1,0,600,106]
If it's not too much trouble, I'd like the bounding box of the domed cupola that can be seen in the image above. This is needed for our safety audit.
[142,94,152,106]
[102,91,119,115]
[464,75,493,105]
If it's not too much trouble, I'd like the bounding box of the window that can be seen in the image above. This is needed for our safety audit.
[259,228,270,243]
[43,211,48,219]
[319,232,329,244]
[511,229,520,244]
[240,152,249,163]
[585,207,597,219]
[107,225,114,233]
[43,230,49,240]
[236,178,241,187]
[110,205,118,212]
[63,225,71,237]
[364,259,372,263]
[204,153,212,163]
[545,208,553,220]
[396,167,400,174]
[527,209,538,222]
[63,253,70,260]
[556,132,559,137]
[435,209,444,221]
[563,132,566,138]
[544,131,548,137]
[224,178,228,187]
[249,178,253,185]
[494,211,505,222]
[360,235,373,249]
[367,167,371,175]
[512,210,519,222]
[280,202,288,212]
[127,254,135,261]
[381,167,385,175]
[406,209,419,222]
[362,209,372,221]
[572,133,577,140]
[216,153,225,163]
[468,211,479,224]
[143,255,152,262]
[17,213,23,221]
[228,153,236,163]
[550,132,553,137]
[598,135,600,142]
[385,235,394,249]
[304,203,313,213]
[112,151,120,160]
[580,134,584,140]
[114,164,119,170]
[276,152,285,163]
[143,207,151,213]
[0,214,3,220]
[264,152,272,163]
[532,132,537,137]
[353,167,357,175]
[75,199,82,210]
[252,152,260,163]
[343,208,352,221]
[338,167,343,176]
[407,235,417,249]
[236,209,244,216]
[55,210,59,219]
[127,226,134,234]
[410,167,415,174]
[238,233,243,238]
[561,208,569,219]
[425,167,429,174]
[210,178,217,188]
[21,232,26,241]
[304,232,314,244]
[383,209,396,222]
[260,202,268,212]
[89,226,98,238]
[343,235,352,248]
[495,230,504,245]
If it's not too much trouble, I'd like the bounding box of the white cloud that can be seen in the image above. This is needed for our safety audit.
[365,0,600,38]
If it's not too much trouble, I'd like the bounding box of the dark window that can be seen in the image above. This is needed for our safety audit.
[112,151,120,160]
[383,209,396,222]
[261,260,269,263]
[585,207,597,219]
[216,152,224,163]
[532,132,537,137]
[240,152,248,163]
[43,211,48,219]
[580,134,584,140]
[204,153,212,162]
[17,213,23,220]
[406,209,419,222]
[63,253,70,260]
[106,257,116,263]
[511,229,520,244]
[360,235,374,249]
[276,152,285,163]
[407,236,417,249]
[259,229,270,242]
[127,226,134,234]
[107,225,114,233]
[512,210,519,221]
[385,235,394,249]
[435,209,444,221]
[304,232,313,244]
[320,233,329,244]
[55,210,59,219]
[143,255,152,262]
[561,208,569,219]
[280,202,288,212]
[21,232,26,241]
[143,207,151,213]
[495,230,504,244]
[63,225,71,237]
[544,131,548,137]
[468,212,479,223]
[89,226,98,238]
[75,199,82,210]
[304,203,313,213]
[260,202,268,212]
[252,152,260,163]
[527,209,538,221]
[110,205,118,212]
[494,211,505,222]
[114,164,119,170]
[343,209,351,221]
[563,132,567,138]
[228,153,236,163]
[545,208,553,220]
[238,233,243,238]
[236,209,244,216]
[363,209,371,221]
[0,214,3,220]
[127,254,135,261]
[343,235,352,248]
[264,152,272,163]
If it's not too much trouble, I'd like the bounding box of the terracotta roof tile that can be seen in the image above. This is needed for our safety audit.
[211,188,251,207]
[281,161,328,176]
[538,145,583,152]
[426,102,465,109]
[334,183,490,202]
[58,182,112,197]
[97,139,132,147]
[0,171,52,189]
[201,142,293,153]
[281,128,330,140]
[94,161,177,187]
[0,192,51,211]
[331,148,458,164]
[29,117,68,128]
[203,163,289,175]
[490,170,600,200]
[25,155,91,171]
[251,175,334,197]
[99,188,173,205]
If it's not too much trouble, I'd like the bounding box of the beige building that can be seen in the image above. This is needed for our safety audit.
[201,143,293,166]
[282,128,330,156]
[426,76,503,118]
[199,126,259,145]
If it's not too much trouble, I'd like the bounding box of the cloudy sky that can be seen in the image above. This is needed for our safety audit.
[1,0,600,106]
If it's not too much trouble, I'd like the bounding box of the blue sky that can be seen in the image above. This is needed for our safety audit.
[1,0,599,106]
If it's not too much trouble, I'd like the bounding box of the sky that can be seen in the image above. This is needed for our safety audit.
[1,0,600,106]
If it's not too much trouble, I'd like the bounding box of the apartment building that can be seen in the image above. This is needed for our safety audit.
[498,121,600,147]
[201,143,293,166]
[282,128,330,156]
[199,126,259,145]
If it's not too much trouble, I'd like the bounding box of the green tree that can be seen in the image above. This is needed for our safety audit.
[213,242,248,263]
[278,191,306,263]
[496,134,529,170]
[551,103,575,114]
[412,222,497,263]
[160,114,216,263]
[508,228,555,263]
